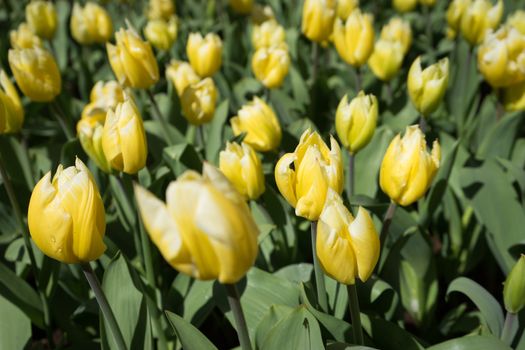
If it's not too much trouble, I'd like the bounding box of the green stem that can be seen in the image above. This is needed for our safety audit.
[347,284,364,345]
[311,42,319,83]
[419,115,427,133]
[51,100,75,140]
[424,5,434,61]
[197,125,206,149]
[81,263,128,350]
[354,66,362,92]
[311,221,328,311]
[146,89,174,145]
[500,312,518,345]
[379,202,397,251]
[348,152,354,201]
[224,283,253,350]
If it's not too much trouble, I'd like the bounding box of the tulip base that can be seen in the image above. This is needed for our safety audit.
[311,221,328,311]
[347,284,364,345]
[379,202,397,250]
[224,283,253,350]
[501,312,518,345]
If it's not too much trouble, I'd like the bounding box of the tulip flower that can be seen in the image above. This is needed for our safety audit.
[102,98,148,174]
[507,10,525,35]
[380,125,441,206]
[229,0,253,14]
[25,0,57,40]
[144,16,178,51]
[337,0,359,20]
[407,56,449,116]
[503,255,525,314]
[8,47,61,102]
[147,0,175,20]
[165,60,200,97]
[335,92,378,154]
[301,0,337,43]
[317,189,379,285]
[9,22,42,49]
[502,81,525,112]
[134,163,259,284]
[380,17,412,55]
[392,0,417,13]
[368,40,405,82]
[87,81,125,112]
[252,43,290,89]
[70,2,113,45]
[251,4,275,25]
[77,117,111,173]
[333,9,375,67]
[275,129,343,221]
[231,97,282,152]
[106,28,159,89]
[252,20,286,50]
[219,142,265,200]
[180,78,218,125]
[446,0,471,39]
[186,33,223,78]
[460,0,503,45]
[27,158,106,263]
[0,70,24,134]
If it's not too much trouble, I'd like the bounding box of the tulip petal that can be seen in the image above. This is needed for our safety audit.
[274,153,298,208]
[348,207,379,282]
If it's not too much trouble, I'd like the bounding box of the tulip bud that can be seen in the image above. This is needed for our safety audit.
[317,189,379,285]
[106,28,159,89]
[186,33,223,78]
[446,0,471,39]
[460,0,503,45]
[0,70,24,134]
[180,78,218,125]
[252,20,286,50]
[507,10,525,35]
[252,43,290,89]
[380,17,412,54]
[134,163,259,283]
[251,4,275,25]
[275,129,343,221]
[503,255,525,314]
[301,0,337,43]
[165,60,200,97]
[229,0,253,14]
[102,98,148,174]
[477,27,525,88]
[333,9,375,67]
[407,56,449,116]
[147,0,175,20]
[335,92,378,154]
[219,142,265,200]
[392,0,417,13]
[231,97,282,152]
[502,81,525,112]
[337,0,359,20]
[144,16,178,51]
[26,0,57,40]
[70,2,113,45]
[380,125,441,206]
[368,40,405,82]
[8,47,61,102]
[10,22,43,49]
[28,158,106,263]
[88,80,125,111]
[77,117,111,173]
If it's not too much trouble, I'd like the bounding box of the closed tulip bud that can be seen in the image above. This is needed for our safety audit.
[507,10,525,35]
[165,60,200,97]
[337,0,359,20]
[229,0,253,14]
[77,117,111,173]
[106,28,159,89]
[368,39,405,81]
[392,0,417,13]
[88,80,125,111]
[301,0,337,43]
[219,142,265,200]
[275,129,343,221]
[252,43,290,88]
[134,163,259,283]
[187,33,223,78]
[28,158,106,263]
[0,70,24,134]
[447,0,471,38]
[102,98,148,174]
[380,125,441,206]
[333,9,375,67]
[147,0,175,20]
[180,78,218,125]
[335,92,378,154]
[26,1,57,40]
[70,2,113,45]
[502,81,525,111]
[10,22,43,49]
[317,189,379,285]
[460,0,503,45]
[408,56,449,116]
[503,255,525,313]
[380,17,412,54]
[477,27,525,88]
[252,20,286,50]
[231,97,282,152]
[251,4,275,25]
[144,16,178,51]
[8,47,61,102]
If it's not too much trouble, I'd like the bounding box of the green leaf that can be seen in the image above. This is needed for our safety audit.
[426,335,512,350]
[205,100,230,165]
[0,294,31,350]
[477,112,524,160]
[326,343,379,350]
[255,304,296,348]
[163,143,203,177]
[165,311,218,350]
[360,314,425,350]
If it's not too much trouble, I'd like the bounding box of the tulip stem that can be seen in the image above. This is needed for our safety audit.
[146,89,174,145]
[311,42,319,83]
[347,284,364,345]
[424,5,434,61]
[224,283,253,350]
[354,67,362,92]
[379,202,397,251]
[81,263,128,350]
[501,312,518,345]
[348,152,355,201]
[197,125,206,149]
[419,116,427,133]
[51,101,75,140]
[311,221,328,311]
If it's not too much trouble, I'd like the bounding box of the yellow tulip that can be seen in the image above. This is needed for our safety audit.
[368,39,405,81]
[252,43,290,89]
[147,0,175,20]
[27,158,106,263]
[301,0,337,43]
[503,255,525,314]
[507,10,525,35]
[77,117,111,173]
[407,56,449,116]
[88,80,125,111]
[180,78,218,125]
[165,60,200,97]
[106,28,159,89]
[335,92,378,154]
[460,0,503,45]
[219,142,265,200]
[9,22,43,49]
[317,189,379,285]
[380,17,412,54]
[8,47,61,102]
[229,0,253,14]
[446,0,471,39]
[337,0,359,20]
[0,70,24,134]
[251,4,275,25]
[186,33,223,78]
[26,0,57,40]
[380,125,441,206]
[333,9,375,67]
[134,163,259,284]
[144,16,178,51]
[392,0,417,13]
[477,27,525,88]
[275,129,343,221]
[231,97,282,152]
[502,81,525,112]
[70,2,113,45]
[102,97,148,174]
[252,20,286,50]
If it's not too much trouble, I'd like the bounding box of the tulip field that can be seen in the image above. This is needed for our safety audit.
[1,0,525,349]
